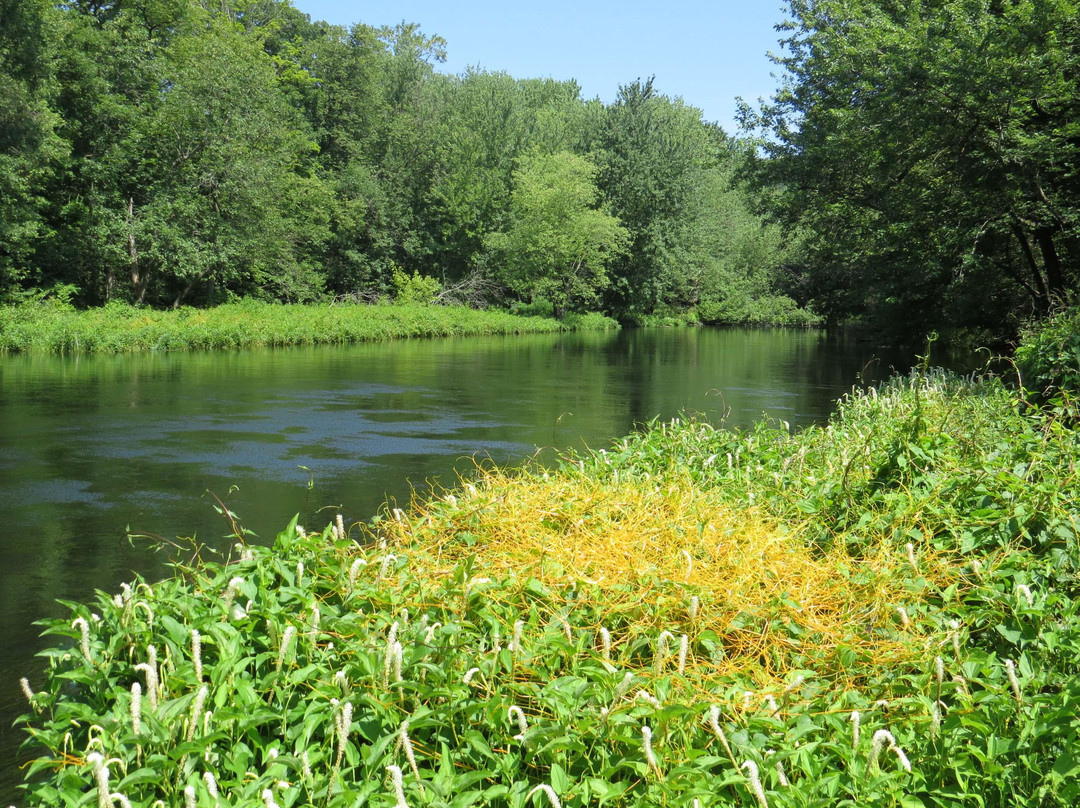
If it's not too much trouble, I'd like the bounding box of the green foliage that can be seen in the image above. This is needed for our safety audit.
[391,267,441,305]
[743,0,1080,339]
[508,297,554,318]
[2,0,796,323]
[118,15,330,306]
[1016,306,1080,403]
[15,369,1080,806]
[0,300,613,354]
[696,292,820,327]
[591,370,1080,803]
[0,0,64,298]
[611,370,1068,559]
[595,79,713,318]
[675,153,798,313]
[486,151,628,318]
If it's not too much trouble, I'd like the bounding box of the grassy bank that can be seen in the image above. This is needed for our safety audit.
[0,301,618,354]
[14,369,1080,807]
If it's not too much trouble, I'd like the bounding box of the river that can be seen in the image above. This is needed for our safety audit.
[0,326,925,800]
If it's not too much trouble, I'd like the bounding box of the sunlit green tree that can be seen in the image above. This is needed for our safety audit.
[592,79,720,318]
[486,150,628,317]
[0,0,64,299]
[118,16,329,304]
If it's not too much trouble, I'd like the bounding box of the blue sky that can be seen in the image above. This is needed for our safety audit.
[290,1,791,134]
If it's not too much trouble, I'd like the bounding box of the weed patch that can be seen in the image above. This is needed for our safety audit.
[393,471,946,690]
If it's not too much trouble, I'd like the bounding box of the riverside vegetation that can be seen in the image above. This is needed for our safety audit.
[0,300,616,355]
[4,1,1077,343]
[1,0,806,329]
[13,315,1080,807]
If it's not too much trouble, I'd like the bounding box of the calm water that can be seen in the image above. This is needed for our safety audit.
[0,326,922,799]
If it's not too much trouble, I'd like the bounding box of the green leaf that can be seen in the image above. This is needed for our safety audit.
[118,767,166,789]
[1052,753,1080,778]
[550,762,570,794]
[995,624,1022,644]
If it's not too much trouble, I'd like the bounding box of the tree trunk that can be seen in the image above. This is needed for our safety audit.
[1011,223,1049,311]
[172,272,205,309]
[127,197,149,305]
[1035,227,1068,305]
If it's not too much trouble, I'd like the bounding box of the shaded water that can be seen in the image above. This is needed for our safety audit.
[0,326,922,800]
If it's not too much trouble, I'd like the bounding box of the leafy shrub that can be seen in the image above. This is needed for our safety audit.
[696,293,821,327]
[391,267,442,305]
[508,297,555,318]
[1015,307,1080,403]
[626,307,700,327]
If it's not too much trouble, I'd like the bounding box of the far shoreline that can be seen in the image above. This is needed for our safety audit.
[0,300,826,356]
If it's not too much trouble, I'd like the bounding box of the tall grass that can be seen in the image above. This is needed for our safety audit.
[13,369,1080,807]
[0,300,618,354]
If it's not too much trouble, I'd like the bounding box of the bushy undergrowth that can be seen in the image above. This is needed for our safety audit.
[1015,306,1080,403]
[624,296,820,329]
[695,294,821,327]
[0,301,616,355]
[14,370,1080,807]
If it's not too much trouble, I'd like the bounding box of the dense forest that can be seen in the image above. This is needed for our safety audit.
[742,0,1079,342]
[0,0,800,325]
[2,0,1076,339]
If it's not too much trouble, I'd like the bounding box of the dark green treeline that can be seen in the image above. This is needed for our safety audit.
[740,0,1080,343]
[0,0,802,324]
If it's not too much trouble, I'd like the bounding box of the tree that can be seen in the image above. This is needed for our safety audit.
[742,0,1080,338]
[330,22,447,292]
[485,151,628,318]
[120,16,329,305]
[677,144,800,320]
[0,0,64,298]
[0,0,787,316]
[420,70,591,283]
[593,78,715,319]
[34,0,198,303]
[297,22,386,171]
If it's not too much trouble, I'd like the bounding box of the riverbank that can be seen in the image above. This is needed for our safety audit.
[0,301,617,354]
[14,364,1080,807]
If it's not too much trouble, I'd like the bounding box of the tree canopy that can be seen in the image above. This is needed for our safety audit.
[741,0,1079,340]
[0,0,799,325]
[485,150,628,318]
